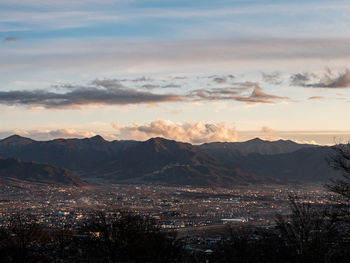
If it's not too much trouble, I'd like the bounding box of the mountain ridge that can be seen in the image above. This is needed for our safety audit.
[0,134,339,187]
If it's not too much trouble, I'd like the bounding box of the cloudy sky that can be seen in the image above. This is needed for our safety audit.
[1,0,350,144]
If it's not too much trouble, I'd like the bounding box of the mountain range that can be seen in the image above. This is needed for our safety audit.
[0,135,340,187]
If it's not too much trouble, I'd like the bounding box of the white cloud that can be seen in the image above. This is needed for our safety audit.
[112,119,238,144]
[260,126,278,140]
[0,129,104,141]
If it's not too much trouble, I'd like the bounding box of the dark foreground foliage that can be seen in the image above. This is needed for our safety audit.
[0,212,184,263]
[210,198,350,263]
[1,202,350,263]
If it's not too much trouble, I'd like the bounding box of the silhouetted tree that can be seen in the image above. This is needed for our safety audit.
[79,211,183,263]
[327,143,350,220]
[212,194,350,263]
[0,214,49,263]
[211,226,291,263]
[275,196,342,263]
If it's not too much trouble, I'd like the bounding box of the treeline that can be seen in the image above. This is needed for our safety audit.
[0,212,185,263]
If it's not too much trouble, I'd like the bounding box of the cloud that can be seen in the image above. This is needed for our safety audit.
[261,126,274,134]
[189,87,241,101]
[308,96,324,100]
[260,126,278,140]
[6,37,350,77]
[3,36,20,42]
[0,80,182,108]
[290,73,311,86]
[251,86,288,100]
[172,76,188,80]
[0,77,290,108]
[109,77,153,82]
[0,129,104,141]
[290,69,350,88]
[210,75,235,84]
[112,119,238,144]
[235,85,289,104]
[141,84,181,89]
[262,71,282,85]
[188,82,288,104]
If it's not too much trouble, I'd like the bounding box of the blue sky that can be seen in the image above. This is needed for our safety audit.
[1,0,350,144]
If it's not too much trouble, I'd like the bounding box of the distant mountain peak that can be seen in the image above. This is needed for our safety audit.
[3,134,30,140]
[248,137,265,143]
[1,134,35,145]
[88,135,105,142]
[247,137,299,145]
[143,137,174,152]
[146,137,172,143]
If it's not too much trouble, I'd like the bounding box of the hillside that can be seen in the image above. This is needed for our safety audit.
[0,135,138,171]
[0,158,88,186]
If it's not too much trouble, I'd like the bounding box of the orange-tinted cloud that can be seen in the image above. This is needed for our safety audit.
[112,119,238,144]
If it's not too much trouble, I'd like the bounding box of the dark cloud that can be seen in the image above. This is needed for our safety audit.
[213,77,227,84]
[0,81,182,108]
[262,71,282,85]
[3,36,20,42]
[210,74,235,84]
[92,78,181,91]
[291,70,350,88]
[91,79,124,89]
[290,73,311,86]
[0,78,289,108]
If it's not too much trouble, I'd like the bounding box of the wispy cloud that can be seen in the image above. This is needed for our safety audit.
[105,77,153,83]
[112,119,238,144]
[189,87,242,101]
[4,38,350,75]
[308,96,324,100]
[188,82,288,104]
[3,36,20,42]
[260,126,279,140]
[261,71,282,85]
[141,84,181,89]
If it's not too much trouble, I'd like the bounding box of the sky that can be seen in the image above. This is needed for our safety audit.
[1,0,350,144]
